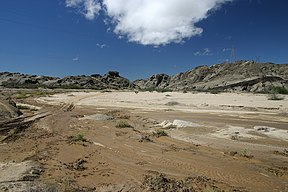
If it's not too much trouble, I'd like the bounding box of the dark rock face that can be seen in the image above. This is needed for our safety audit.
[134,61,288,92]
[134,74,171,90]
[0,71,134,90]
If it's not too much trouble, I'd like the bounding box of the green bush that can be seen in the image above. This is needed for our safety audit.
[115,121,132,128]
[16,105,30,110]
[272,86,288,94]
[67,132,87,144]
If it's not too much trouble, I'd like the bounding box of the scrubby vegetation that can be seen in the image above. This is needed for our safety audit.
[67,132,88,144]
[272,86,288,94]
[115,121,132,128]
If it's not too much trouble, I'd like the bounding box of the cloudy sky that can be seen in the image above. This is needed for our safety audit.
[0,0,287,79]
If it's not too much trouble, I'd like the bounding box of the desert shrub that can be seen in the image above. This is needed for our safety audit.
[268,93,284,100]
[272,86,288,94]
[154,129,168,137]
[67,132,87,144]
[16,105,30,110]
[115,121,132,128]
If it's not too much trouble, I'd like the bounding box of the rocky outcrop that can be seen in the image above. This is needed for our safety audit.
[134,61,288,92]
[0,95,22,121]
[134,74,171,90]
[0,71,134,90]
[1,61,287,93]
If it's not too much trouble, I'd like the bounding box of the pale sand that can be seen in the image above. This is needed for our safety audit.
[38,91,288,114]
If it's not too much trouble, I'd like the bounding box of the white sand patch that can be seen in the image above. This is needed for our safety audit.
[212,125,288,141]
[211,126,260,140]
[37,92,288,114]
[253,126,288,140]
[156,120,201,128]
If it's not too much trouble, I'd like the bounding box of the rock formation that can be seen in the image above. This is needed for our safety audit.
[0,71,134,90]
[134,61,288,92]
[0,61,287,93]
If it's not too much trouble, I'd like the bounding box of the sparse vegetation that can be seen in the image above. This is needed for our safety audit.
[272,86,288,95]
[67,132,87,144]
[16,105,30,110]
[115,121,132,128]
[15,91,52,99]
[154,129,168,137]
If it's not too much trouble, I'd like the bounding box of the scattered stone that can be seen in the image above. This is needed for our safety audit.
[142,171,247,192]
[65,159,87,171]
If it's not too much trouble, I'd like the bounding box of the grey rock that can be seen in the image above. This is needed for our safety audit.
[134,61,288,93]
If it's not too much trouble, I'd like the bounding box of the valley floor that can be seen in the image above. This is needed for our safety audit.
[1,91,288,191]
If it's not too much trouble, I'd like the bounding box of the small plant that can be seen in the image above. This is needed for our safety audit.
[67,132,87,144]
[154,129,168,137]
[268,93,284,100]
[16,105,30,110]
[115,121,132,128]
[76,132,85,141]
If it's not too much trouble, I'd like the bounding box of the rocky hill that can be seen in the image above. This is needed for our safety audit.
[0,71,134,90]
[1,61,288,92]
[134,61,288,92]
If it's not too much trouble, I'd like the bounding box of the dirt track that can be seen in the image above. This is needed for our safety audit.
[1,91,288,191]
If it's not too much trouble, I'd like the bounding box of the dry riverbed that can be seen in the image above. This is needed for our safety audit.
[1,91,288,191]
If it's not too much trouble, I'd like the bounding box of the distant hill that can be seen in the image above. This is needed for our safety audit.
[1,61,288,93]
[134,61,288,93]
[0,71,134,90]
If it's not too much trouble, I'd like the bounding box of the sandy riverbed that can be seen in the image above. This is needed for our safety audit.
[1,91,287,191]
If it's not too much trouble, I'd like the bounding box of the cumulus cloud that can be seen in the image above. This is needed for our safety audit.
[66,0,101,20]
[194,48,213,56]
[66,0,233,45]
[103,0,233,45]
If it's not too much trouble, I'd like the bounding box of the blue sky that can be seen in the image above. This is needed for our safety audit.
[0,0,287,80]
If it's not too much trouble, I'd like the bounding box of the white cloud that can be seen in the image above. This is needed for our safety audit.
[96,43,108,48]
[66,0,101,20]
[103,0,233,45]
[72,56,79,61]
[65,0,233,45]
[194,48,213,56]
